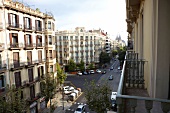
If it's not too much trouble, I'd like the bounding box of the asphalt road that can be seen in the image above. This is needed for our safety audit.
[65,59,121,113]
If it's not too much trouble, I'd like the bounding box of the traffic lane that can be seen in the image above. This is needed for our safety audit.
[66,73,103,91]
[108,69,121,92]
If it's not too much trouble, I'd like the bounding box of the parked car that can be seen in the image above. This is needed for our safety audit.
[74,105,85,113]
[89,70,95,74]
[96,69,102,73]
[77,71,83,76]
[109,75,113,80]
[82,71,88,75]
[102,70,106,74]
[63,86,69,91]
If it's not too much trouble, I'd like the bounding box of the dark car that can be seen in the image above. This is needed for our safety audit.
[102,70,106,74]
[82,71,88,75]
[109,75,113,80]
[111,99,117,111]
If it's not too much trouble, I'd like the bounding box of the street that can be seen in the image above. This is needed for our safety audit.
[65,59,121,113]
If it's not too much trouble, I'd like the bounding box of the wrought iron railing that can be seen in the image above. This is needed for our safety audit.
[116,51,170,113]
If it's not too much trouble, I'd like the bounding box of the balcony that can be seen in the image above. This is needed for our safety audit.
[0,63,7,73]
[0,22,3,31]
[0,43,5,51]
[36,43,45,49]
[24,43,35,50]
[0,87,5,93]
[7,23,22,31]
[116,50,170,113]
[10,62,25,71]
[8,43,23,50]
[36,58,46,65]
[26,93,40,104]
[24,26,34,32]
[35,27,44,33]
[24,61,36,68]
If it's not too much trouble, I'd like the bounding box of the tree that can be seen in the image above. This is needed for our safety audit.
[68,59,76,72]
[40,73,57,113]
[88,63,94,70]
[0,86,27,113]
[84,80,112,113]
[56,62,67,85]
[112,50,118,58]
[99,52,111,65]
[77,60,85,72]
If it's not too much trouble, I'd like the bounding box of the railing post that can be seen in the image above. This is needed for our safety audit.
[130,99,137,113]
[145,100,153,113]
[161,102,170,113]
[117,97,123,113]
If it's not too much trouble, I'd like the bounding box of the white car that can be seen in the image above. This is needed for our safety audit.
[74,105,85,113]
[63,86,69,91]
[96,69,101,73]
[77,71,83,76]
[111,92,117,100]
[89,70,95,74]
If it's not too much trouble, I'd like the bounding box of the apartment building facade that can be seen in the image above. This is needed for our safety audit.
[55,27,107,68]
[126,0,170,99]
[0,0,56,112]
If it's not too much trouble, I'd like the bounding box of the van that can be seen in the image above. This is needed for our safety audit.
[111,92,117,111]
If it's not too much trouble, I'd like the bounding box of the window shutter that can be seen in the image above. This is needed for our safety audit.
[30,18,32,28]
[40,21,42,30]
[8,13,11,24]
[17,15,19,27]
[9,33,12,44]
[35,20,37,30]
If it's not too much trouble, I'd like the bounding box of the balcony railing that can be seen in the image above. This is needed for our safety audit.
[35,27,44,32]
[10,62,25,70]
[8,23,22,30]
[36,43,45,48]
[116,51,170,113]
[8,43,24,50]
[24,26,35,31]
[0,63,7,73]
[24,43,35,49]
[0,43,5,51]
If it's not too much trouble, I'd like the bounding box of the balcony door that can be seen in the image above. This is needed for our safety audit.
[28,68,33,82]
[27,51,32,64]
[14,71,21,88]
[8,13,19,27]
[30,85,35,99]
[25,34,32,46]
[13,52,19,68]
[38,50,42,62]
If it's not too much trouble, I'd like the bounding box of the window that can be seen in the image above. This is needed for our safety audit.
[14,71,21,88]
[90,36,92,39]
[30,85,35,99]
[50,65,53,72]
[38,50,42,62]
[80,36,83,40]
[49,35,52,45]
[9,33,18,47]
[86,36,88,39]
[8,13,19,27]
[24,17,32,29]
[0,75,5,88]
[25,34,32,46]
[13,52,19,68]
[36,35,42,46]
[28,68,33,82]
[70,36,73,40]
[27,51,32,64]
[48,21,51,29]
[35,20,42,31]
[49,50,52,59]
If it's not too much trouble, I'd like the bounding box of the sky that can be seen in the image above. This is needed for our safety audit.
[18,0,128,42]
